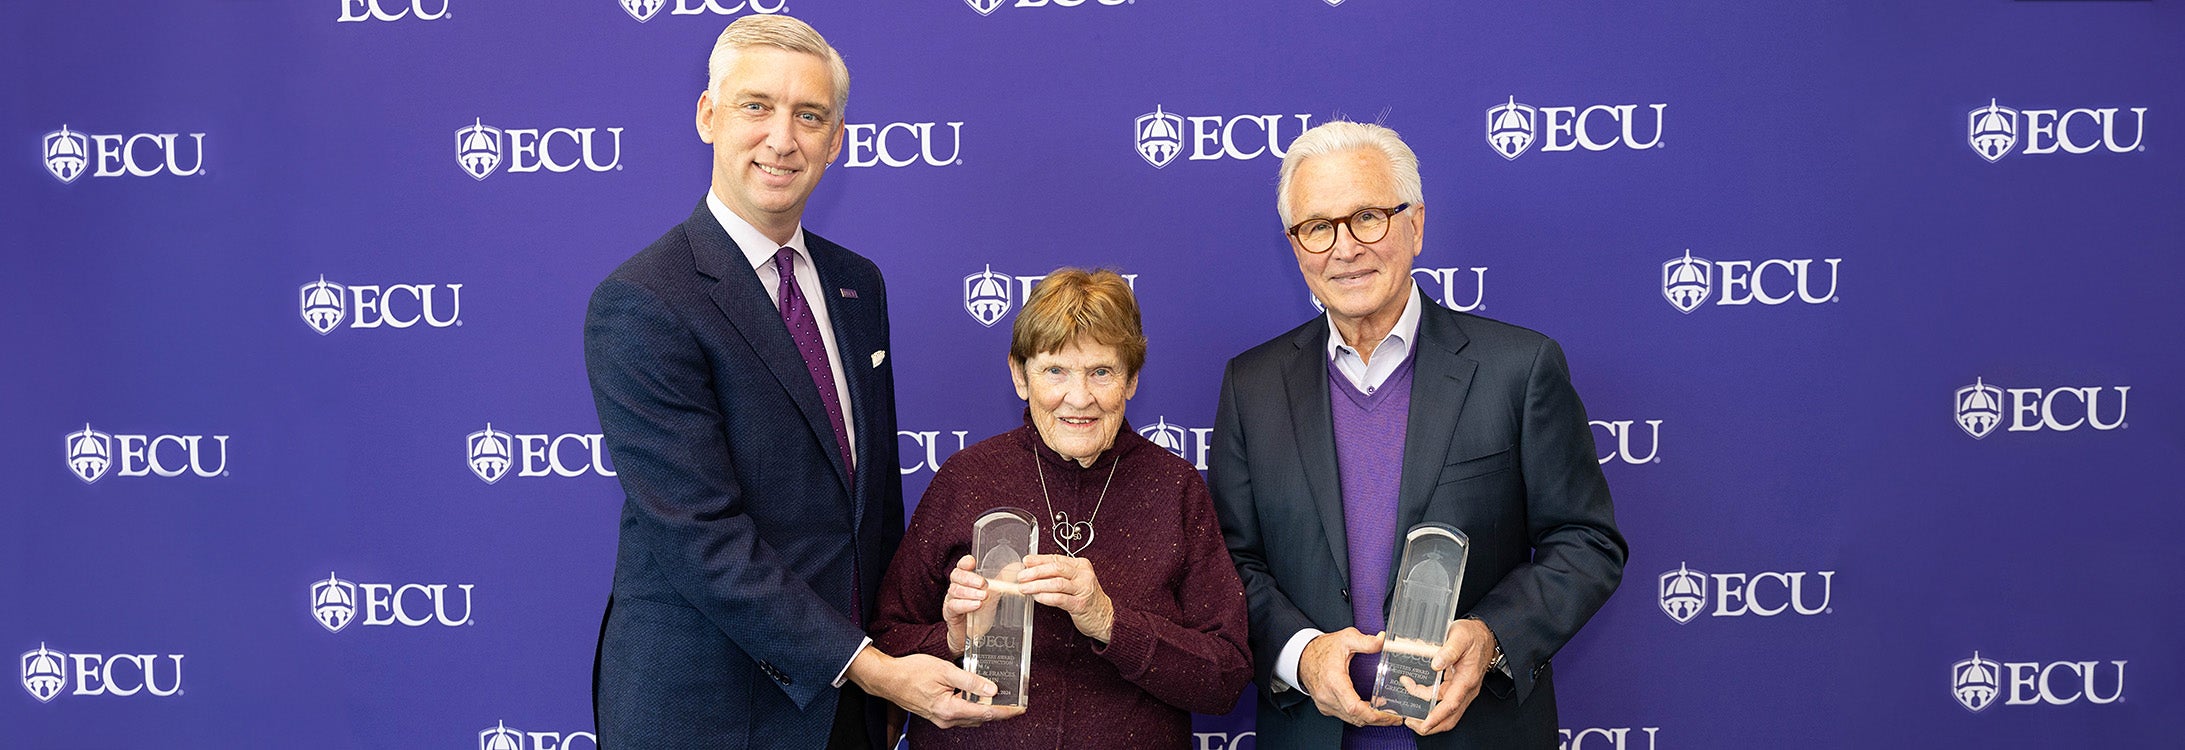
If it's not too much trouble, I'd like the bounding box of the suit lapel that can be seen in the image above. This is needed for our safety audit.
[686,204,853,494]
[1391,304,1475,581]
[1282,323,1351,583]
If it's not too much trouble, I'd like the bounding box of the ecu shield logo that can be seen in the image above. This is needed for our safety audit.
[468,424,514,484]
[1486,97,1536,161]
[312,573,359,633]
[964,0,1004,15]
[619,0,663,22]
[1953,652,2002,713]
[964,265,1012,327]
[457,119,505,181]
[1138,417,1187,460]
[1968,99,2019,163]
[21,645,67,703]
[65,424,114,484]
[480,721,525,750]
[1661,250,1712,314]
[301,276,348,335]
[43,126,89,184]
[1955,377,2004,439]
[1135,106,1185,169]
[1657,563,1707,624]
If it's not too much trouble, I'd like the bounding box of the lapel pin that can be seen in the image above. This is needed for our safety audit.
[871,350,886,368]
[838,288,859,298]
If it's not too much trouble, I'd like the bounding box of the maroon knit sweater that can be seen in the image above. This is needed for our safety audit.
[871,417,1253,749]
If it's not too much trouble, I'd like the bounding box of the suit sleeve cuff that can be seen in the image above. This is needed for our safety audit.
[833,637,872,689]
[1276,628,1323,696]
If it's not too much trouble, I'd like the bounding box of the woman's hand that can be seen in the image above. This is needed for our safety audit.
[1017,554,1115,642]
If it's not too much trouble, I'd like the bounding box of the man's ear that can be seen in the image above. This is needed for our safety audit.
[695,90,716,144]
[823,117,845,165]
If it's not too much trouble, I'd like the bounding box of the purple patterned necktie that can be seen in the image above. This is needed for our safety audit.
[776,247,861,622]
[774,247,854,481]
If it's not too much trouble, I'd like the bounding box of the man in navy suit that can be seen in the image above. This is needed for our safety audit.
[1211,122,1627,749]
[585,15,1013,749]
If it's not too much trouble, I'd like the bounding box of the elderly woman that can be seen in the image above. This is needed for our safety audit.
[872,268,1252,747]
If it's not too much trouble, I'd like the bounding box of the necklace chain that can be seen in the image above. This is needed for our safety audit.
[1032,442,1119,557]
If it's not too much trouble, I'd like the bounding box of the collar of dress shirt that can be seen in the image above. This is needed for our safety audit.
[706,190,809,271]
[1324,281,1424,366]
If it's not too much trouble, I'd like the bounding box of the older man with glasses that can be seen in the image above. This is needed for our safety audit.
[1211,121,1627,749]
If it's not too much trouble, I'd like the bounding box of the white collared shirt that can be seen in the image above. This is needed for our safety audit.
[706,191,857,468]
[1323,282,1424,395]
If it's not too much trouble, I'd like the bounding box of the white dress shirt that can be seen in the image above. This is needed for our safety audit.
[1325,283,1424,395]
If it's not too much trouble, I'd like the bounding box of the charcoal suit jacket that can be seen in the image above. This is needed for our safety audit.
[585,201,900,749]
[1211,299,1627,749]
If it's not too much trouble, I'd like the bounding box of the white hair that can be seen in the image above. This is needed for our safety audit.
[705,14,850,117]
[1275,121,1424,227]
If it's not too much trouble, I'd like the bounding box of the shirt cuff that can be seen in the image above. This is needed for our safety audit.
[1276,628,1325,696]
[833,637,873,688]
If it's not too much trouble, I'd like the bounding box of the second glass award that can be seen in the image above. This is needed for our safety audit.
[964,507,1035,708]
[1371,522,1470,720]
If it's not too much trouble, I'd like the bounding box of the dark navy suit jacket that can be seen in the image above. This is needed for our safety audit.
[585,202,900,749]
[1211,300,1627,749]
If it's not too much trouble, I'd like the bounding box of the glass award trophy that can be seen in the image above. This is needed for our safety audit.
[1371,522,1470,720]
[964,508,1035,708]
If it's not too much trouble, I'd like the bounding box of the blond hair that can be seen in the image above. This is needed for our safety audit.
[706,15,850,117]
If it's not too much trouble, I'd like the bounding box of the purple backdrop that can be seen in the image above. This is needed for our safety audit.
[6,1,2181,747]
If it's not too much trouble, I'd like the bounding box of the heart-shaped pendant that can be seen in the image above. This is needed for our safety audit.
[1051,511,1096,557]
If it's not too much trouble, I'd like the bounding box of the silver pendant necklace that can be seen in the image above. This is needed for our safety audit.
[1032,443,1119,558]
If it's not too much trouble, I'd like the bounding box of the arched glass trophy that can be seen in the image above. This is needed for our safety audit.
[964,507,1035,708]
[1371,522,1470,720]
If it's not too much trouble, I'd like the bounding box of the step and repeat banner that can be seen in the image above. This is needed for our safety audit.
[5,0,2179,747]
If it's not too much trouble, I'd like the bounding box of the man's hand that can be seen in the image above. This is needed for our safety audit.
[1299,628,1403,727]
[1405,618,1496,736]
[845,647,1024,729]
[1017,554,1115,642]
[942,555,989,657]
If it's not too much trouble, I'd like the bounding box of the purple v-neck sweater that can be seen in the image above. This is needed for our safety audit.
[1330,353,1416,750]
